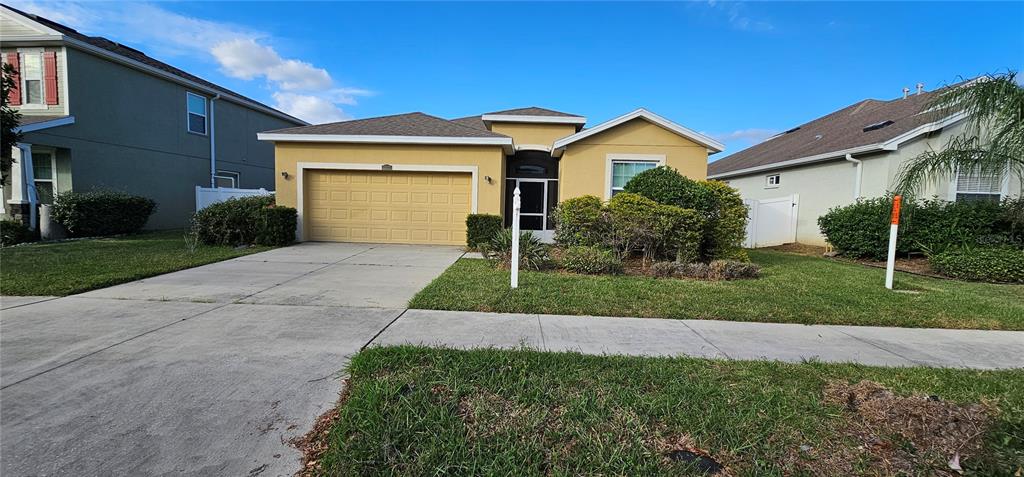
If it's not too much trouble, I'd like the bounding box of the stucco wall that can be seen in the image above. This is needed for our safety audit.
[19,47,299,229]
[559,118,709,200]
[488,122,577,146]
[718,121,1021,245]
[272,142,506,237]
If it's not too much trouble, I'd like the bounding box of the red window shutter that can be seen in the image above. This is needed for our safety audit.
[43,51,58,105]
[5,52,20,106]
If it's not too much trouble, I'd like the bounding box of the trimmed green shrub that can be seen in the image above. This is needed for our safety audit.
[818,196,1012,260]
[193,195,296,246]
[561,245,623,275]
[552,195,610,247]
[929,247,1024,283]
[1,219,35,246]
[253,206,298,246]
[466,214,503,249]
[52,190,156,237]
[481,228,550,271]
[624,167,748,261]
[700,180,749,261]
[608,192,703,262]
[624,166,712,212]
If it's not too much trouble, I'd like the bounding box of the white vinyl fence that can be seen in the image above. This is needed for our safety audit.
[195,186,273,211]
[743,194,799,248]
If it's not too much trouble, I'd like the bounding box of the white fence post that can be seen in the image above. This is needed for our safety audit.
[511,185,521,289]
[195,186,273,211]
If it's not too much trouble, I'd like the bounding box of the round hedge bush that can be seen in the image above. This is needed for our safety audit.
[52,190,156,237]
[929,247,1024,283]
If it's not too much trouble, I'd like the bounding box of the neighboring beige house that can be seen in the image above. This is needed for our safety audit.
[258,107,724,245]
[707,86,1021,247]
[1,5,305,229]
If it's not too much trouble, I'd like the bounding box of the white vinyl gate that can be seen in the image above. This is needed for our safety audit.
[743,194,799,248]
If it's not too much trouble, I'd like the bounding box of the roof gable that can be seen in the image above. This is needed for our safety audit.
[484,106,581,117]
[552,108,725,154]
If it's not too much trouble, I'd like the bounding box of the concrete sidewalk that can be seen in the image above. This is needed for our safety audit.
[373,309,1024,370]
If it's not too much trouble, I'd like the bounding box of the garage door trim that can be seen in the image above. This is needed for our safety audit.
[296,162,479,242]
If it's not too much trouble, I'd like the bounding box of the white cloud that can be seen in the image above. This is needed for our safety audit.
[7,1,369,123]
[702,1,774,32]
[711,128,779,145]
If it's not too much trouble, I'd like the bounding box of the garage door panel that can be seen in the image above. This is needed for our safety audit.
[306,169,472,245]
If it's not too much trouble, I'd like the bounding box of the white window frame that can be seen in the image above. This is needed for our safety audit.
[765,174,781,189]
[214,170,240,188]
[604,154,665,199]
[17,48,47,109]
[31,148,57,203]
[186,91,208,135]
[951,167,1009,202]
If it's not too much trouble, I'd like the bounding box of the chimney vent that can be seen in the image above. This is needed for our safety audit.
[916,83,924,95]
[902,87,910,99]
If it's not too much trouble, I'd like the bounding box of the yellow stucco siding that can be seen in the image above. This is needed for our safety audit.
[273,142,506,238]
[488,122,578,146]
[558,118,709,200]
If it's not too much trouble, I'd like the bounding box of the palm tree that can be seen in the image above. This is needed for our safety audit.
[894,71,1023,196]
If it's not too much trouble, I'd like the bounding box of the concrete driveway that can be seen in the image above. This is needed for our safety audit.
[0,242,464,476]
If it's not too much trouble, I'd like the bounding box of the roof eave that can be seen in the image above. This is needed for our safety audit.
[480,114,588,126]
[14,115,76,133]
[256,133,515,154]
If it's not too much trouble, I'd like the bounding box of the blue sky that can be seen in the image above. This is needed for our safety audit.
[12,1,1024,155]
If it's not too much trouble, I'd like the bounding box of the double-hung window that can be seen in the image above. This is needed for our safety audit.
[186,92,207,135]
[610,159,659,197]
[955,166,1003,202]
[31,151,56,204]
[20,49,45,107]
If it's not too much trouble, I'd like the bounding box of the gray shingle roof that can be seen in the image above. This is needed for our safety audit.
[484,106,582,117]
[450,115,489,131]
[708,89,952,177]
[265,112,510,138]
[3,5,304,125]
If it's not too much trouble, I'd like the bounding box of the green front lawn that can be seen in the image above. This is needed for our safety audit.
[310,346,1023,476]
[409,250,1024,330]
[0,230,272,296]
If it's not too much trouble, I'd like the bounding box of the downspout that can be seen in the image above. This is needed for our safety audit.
[845,154,862,200]
[209,93,221,187]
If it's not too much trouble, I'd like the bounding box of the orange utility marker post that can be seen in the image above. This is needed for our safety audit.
[885,195,902,290]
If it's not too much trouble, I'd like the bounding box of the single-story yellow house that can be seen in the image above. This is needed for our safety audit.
[257,107,724,245]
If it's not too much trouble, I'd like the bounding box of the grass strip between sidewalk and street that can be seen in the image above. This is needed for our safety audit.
[303,346,1024,476]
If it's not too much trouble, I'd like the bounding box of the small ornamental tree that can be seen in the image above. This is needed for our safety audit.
[1,62,23,186]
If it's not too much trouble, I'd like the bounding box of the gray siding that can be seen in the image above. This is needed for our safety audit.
[22,47,300,229]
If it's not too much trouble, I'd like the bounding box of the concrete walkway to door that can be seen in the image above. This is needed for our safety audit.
[1,242,464,477]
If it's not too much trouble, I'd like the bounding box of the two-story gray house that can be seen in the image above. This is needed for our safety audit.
[1,5,306,229]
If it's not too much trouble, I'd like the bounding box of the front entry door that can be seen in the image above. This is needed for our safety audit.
[515,179,547,230]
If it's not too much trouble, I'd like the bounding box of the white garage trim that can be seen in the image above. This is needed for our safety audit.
[295,162,479,242]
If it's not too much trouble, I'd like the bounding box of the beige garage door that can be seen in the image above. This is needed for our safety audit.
[305,169,471,245]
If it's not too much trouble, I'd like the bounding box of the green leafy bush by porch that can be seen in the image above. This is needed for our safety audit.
[552,195,608,247]
[1,218,35,246]
[623,166,748,261]
[193,195,296,246]
[561,245,623,275]
[929,247,1024,283]
[818,196,1014,260]
[465,214,503,249]
[480,228,550,270]
[52,190,156,237]
[608,192,703,263]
